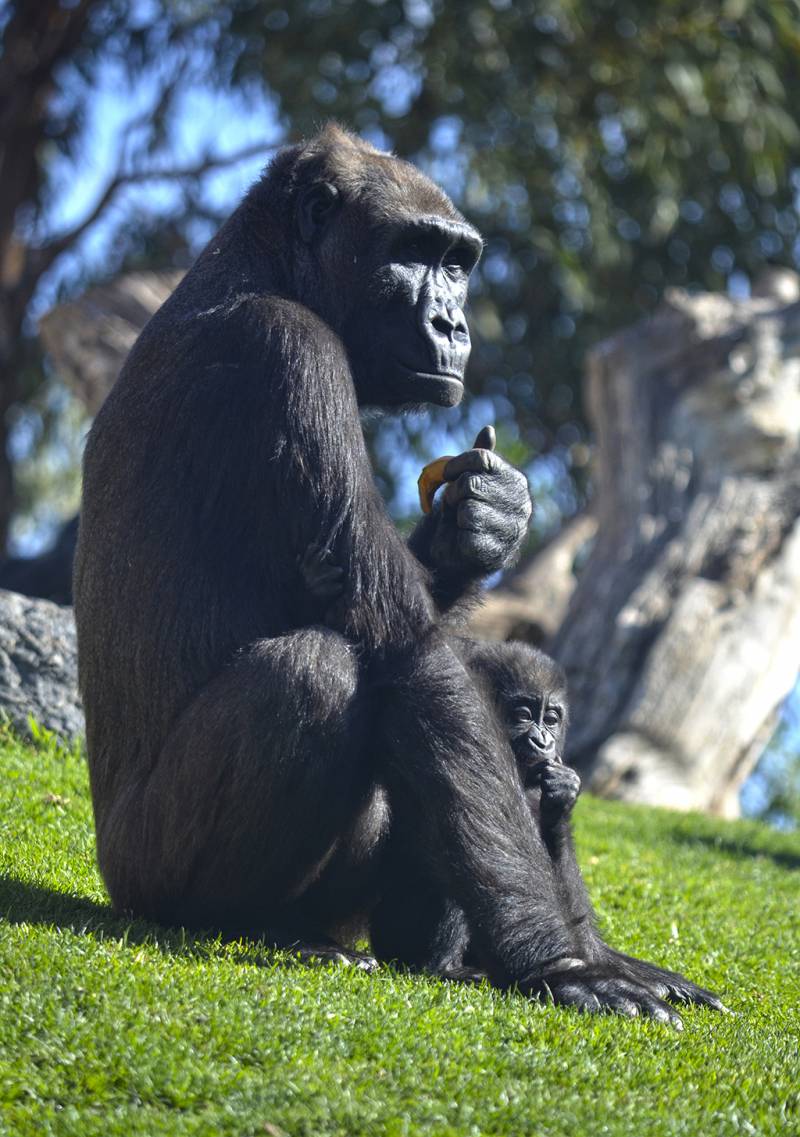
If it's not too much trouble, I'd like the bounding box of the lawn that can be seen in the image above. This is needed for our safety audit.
[0,726,798,1137]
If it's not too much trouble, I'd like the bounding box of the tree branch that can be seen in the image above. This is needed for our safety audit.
[30,140,274,276]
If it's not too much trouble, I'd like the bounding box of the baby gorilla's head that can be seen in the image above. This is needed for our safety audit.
[467,642,569,776]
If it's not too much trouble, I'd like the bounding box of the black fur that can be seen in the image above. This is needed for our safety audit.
[74,126,722,1021]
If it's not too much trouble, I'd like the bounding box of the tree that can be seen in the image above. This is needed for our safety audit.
[0,1,272,547]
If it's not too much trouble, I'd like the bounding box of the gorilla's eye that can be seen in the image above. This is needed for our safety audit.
[513,705,533,723]
[544,708,562,729]
[444,243,478,274]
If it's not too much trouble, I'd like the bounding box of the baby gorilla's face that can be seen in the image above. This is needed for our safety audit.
[505,691,567,772]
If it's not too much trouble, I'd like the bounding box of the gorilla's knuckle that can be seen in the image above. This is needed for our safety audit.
[479,449,497,473]
[456,530,498,566]
[458,499,491,529]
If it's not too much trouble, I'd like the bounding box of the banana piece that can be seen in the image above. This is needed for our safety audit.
[417,455,456,514]
[417,425,497,514]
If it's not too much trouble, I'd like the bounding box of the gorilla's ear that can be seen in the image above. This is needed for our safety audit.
[297,182,340,243]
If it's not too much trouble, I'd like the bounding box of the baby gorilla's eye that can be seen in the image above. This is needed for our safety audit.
[544,708,562,729]
[513,705,533,723]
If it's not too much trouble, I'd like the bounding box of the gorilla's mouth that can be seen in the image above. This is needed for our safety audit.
[396,361,464,385]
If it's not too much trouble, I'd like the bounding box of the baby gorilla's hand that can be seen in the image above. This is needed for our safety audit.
[529,759,581,823]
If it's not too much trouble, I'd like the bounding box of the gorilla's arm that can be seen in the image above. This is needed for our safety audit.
[408,434,532,618]
[528,761,598,960]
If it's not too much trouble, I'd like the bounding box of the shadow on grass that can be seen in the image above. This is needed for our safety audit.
[667,831,800,871]
[0,875,293,968]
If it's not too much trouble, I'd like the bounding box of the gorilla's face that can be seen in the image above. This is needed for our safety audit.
[294,173,482,410]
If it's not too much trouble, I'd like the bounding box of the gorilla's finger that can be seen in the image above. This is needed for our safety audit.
[455,499,498,531]
[443,472,491,507]
[472,425,496,451]
[599,992,640,1018]
[637,996,684,1029]
[443,447,500,481]
[539,979,601,1014]
[455,499,527,539]
[596,977,683,1027]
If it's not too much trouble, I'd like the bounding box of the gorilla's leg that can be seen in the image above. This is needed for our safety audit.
[367,634,564,982]
[370,636,564,979]
[370,825,472,974]
[95,627,373,945]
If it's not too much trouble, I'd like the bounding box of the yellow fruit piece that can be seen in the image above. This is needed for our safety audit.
[417,455,454,514]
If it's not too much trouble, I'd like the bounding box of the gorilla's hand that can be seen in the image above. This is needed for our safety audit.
[529,759,581,824]
[429,427,532,577]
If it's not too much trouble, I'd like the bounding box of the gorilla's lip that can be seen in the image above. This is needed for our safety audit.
[396,362,464,385]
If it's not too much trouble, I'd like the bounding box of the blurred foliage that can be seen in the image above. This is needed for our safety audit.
[6,375,87,556]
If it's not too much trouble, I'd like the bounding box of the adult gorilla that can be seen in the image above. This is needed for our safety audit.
[75,126,721,1024]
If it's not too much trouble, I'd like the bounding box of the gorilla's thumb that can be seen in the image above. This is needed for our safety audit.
[473,425,496,451]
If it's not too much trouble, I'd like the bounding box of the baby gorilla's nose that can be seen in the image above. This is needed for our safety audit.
[528,724,555,754]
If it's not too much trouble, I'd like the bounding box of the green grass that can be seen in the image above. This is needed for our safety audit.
[0,728,798,1137]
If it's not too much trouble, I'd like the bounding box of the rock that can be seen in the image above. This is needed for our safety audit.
[0,590,83,744]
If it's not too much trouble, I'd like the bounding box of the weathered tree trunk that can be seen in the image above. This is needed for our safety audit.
[38,271,183,414]
[481,271,800,817]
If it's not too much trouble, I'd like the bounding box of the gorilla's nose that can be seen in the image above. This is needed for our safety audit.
[529,725,555,754]
[429,303,468,345]
[422,301,470,376]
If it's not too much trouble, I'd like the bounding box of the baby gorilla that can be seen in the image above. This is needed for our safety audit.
[462,642,724,1016]
[463,640,593,965]
[477,640,578,821]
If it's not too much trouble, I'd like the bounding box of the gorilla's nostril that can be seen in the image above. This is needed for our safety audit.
[431,314,452,337]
